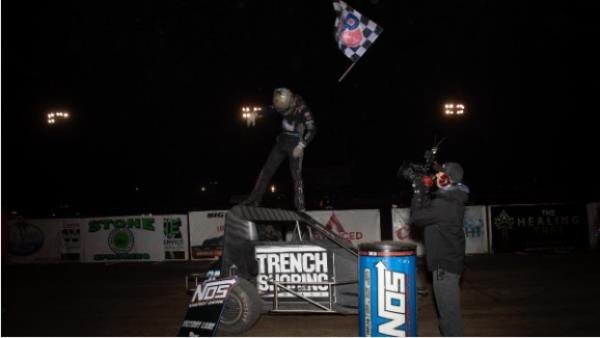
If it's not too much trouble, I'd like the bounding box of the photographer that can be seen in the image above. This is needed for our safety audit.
[409,162,469,337]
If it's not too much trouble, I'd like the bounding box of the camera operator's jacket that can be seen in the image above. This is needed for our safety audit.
[410,184,470,274]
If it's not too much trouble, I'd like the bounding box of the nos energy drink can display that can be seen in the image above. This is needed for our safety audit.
[358,241,417,337]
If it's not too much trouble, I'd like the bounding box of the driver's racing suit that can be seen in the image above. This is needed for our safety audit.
[243,95,316,211]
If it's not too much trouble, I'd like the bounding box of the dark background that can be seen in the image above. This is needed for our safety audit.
[2,0,599,216]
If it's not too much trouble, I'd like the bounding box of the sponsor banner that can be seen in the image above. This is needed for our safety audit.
[489,203,588,253]
[162,215,189,260]
[178,277,238,337]
[464,206,488,254]
[6,218,63,263]
[81,215,164,262]
[2,213,8,261]
[60,219,83,261]
[188,211,227,260]
[255,245,333,300]
[391,206,489,255]
[307,209,381,245]
[391,208,424,256]
[588,202,600,250]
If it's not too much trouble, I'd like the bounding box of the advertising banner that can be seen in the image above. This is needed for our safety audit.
[586,202,600,250]
[189,211,227,260]
[464,206,488,254]
[59,219,83,261]
[391,208,424,256]
[161,215,189,260]
[81,215,164,262]
[489,203,588,253]
[6,218,63,263]
[391,206,489,255]
[307,209,381,245]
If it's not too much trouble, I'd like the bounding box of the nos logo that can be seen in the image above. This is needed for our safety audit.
[191,279,237,304]
[376,261,408,336]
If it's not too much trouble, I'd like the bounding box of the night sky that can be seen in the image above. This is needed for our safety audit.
[3,0,599,216]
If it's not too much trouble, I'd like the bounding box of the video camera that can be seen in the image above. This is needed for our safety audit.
[397,138,445,197]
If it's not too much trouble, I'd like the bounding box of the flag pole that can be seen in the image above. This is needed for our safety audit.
[338,59,359,83]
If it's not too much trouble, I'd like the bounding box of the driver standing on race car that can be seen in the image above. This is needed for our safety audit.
[242,87,317,212]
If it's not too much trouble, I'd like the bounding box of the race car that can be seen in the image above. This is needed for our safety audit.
[185,205,359,336]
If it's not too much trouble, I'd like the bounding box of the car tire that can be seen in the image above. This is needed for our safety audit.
[217,278,261,336]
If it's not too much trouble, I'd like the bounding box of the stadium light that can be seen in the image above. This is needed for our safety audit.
[444,103,465,116]
[47,111,70,125]
[241,106,262,127]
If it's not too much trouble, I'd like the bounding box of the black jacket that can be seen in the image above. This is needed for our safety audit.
[410,184,470,274]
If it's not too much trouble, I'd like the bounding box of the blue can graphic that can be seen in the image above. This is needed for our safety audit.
[358,241,417,337]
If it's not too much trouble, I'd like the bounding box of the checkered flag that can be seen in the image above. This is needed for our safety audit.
[333,0,383,62]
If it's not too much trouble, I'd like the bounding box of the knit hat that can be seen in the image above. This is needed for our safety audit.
[442,162,463,184]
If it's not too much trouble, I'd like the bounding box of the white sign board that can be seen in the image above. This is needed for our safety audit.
[307,209,381,245]
[6,218,63,263]
[463,206,488,254]
[161,215,190,260]
[391,208,425,256]
[81,215,164,262]
[188,210,227,260]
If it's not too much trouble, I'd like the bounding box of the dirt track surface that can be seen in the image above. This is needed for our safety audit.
[2,252,600,336]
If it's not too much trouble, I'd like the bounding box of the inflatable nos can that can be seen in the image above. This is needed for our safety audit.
[358,241,417,337]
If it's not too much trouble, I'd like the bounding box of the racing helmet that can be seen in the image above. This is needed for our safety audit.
[272,87,294,113]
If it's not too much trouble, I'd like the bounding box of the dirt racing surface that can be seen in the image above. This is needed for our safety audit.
[2,252,600,336]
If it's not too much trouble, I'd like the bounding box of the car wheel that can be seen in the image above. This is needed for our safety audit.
[217,278,261,336]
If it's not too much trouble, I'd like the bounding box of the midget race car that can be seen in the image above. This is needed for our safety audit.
[185,205,359,336]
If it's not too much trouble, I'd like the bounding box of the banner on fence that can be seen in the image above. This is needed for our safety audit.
[586,202,599,250]
[81,215,164,262]
[188,211,227,260]
[391,206,489,255]
[391,208,424,256]
[307,209,381,245]
[161,215,189,260]
[464,206,488,254]
[6,218,64,263]
[489,203,588,253]
[60,219,83,261]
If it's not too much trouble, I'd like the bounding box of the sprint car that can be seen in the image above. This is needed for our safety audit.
[185,205,359,335]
